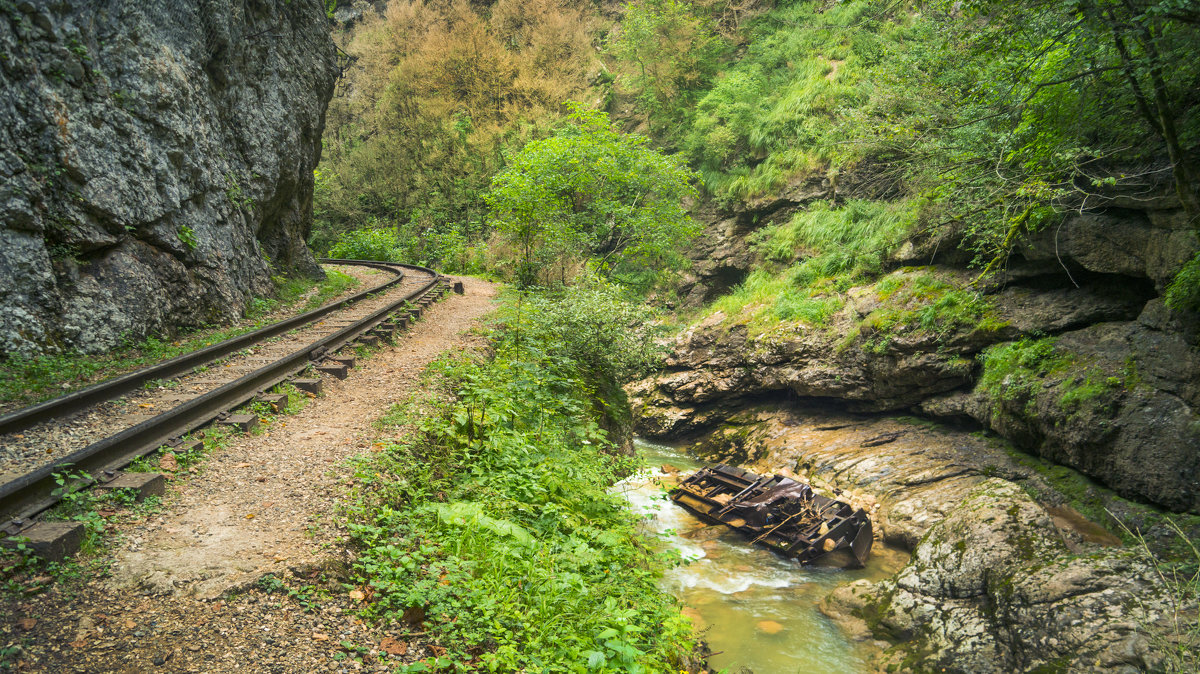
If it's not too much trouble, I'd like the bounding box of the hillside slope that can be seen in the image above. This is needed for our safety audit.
[627,0,1200,515]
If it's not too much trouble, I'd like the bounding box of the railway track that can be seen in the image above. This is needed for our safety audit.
[0,260,456,550]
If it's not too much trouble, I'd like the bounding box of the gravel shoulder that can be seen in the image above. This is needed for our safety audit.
[0,276,500,673]
[0,267,432,482]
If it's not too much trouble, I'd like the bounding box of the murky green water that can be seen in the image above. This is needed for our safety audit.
[617,439,901,673]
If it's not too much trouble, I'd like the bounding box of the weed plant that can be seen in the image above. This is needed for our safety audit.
[709,199,917,332]
[343,285,693,672]
[1113,515,1200,673]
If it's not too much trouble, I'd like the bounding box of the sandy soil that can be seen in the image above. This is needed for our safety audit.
[0,276,500,673]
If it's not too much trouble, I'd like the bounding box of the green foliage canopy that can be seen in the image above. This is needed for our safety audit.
[485,105,700,286]
[346,287,694,672]
[608,0,725,125]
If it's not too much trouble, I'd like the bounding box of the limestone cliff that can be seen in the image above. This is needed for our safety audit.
[0,0,338,356]
[676,404,1180,673]
[635,173,1200,513]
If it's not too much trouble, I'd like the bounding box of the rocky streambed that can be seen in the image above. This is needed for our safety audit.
[637,402,1187,672]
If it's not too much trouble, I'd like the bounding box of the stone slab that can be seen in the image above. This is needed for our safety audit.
[95,472,166,500]
[254,393,288,411]
[2,521,85,562]
[315,363,349,379]
[294,378,322,394]
[220,413,259,433]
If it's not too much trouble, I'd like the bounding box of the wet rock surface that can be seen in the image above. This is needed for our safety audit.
[666,404,1180,673]
[827,483,1168,673]
[635,262,1199,513]
[0,0,338,356]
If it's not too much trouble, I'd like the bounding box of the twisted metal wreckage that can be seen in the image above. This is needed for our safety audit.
[671,464,873,568]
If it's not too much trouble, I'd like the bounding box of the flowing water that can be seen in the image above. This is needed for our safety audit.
[617,439,904,673]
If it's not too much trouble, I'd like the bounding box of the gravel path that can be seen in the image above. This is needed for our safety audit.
[0,276,500,673]
[0,265,433,484]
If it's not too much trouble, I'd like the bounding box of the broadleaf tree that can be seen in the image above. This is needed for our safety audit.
[485,103,700,287]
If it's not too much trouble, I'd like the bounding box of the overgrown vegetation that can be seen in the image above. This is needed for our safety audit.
[639,0,1197,259]
[851,271,1006,352]
[486,106,699,288]
[709,199,919,330]
[343,285,693,672]
[315,0,1200,293]
[1165,250,1200,312]
[314,0,603,271]
[0,270,359,408]
[977,336,1140,417]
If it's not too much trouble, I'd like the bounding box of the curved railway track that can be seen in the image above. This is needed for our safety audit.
[0,260,454,541]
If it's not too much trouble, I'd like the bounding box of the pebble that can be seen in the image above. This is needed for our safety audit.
[756,620,785,635]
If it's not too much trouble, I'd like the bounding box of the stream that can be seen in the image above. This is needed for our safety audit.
[617,439,903,673]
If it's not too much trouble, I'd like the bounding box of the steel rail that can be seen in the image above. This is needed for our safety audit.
[0,262,445,528]
[0,259,408,436]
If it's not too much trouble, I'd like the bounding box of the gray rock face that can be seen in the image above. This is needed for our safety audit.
[1021,208,1199,290]
[633,266,1153,432]
[831,480,1168,673]
[0,0,338,356]
[671,405,1180,673]
[973,319,1200,512]
[635,194,1200,512]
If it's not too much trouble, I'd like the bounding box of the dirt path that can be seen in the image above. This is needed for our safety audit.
[1,277,500,673]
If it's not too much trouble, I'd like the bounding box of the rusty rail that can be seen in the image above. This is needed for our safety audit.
[0,260,448,530]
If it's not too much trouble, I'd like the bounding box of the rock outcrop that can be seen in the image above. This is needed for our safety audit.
[672,405,1180,673]
[828,480,1168,673]
[635,181,1200,512]
[0,0,338,356]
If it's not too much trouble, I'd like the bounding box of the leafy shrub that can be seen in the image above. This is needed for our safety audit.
[513,273,666,380]
[328,228,403,262]
[1166,251,1200,314]
[486,105,699,287]
[608,0,725,125]
[344,286,694,671]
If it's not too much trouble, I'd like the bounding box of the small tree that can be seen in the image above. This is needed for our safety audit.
[485,104,699,287]
[608,0,724,125]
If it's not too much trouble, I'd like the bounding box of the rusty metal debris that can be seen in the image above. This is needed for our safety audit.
[671,464,873,568]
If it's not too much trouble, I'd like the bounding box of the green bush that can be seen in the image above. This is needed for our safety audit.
[344,286,694,672]
[486,105,698,287]
[328,228,403,262]
[1166,251,1200,314]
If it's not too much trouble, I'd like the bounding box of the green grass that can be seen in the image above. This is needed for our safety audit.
[707,199,918,333]
[851,270,1007,352]
[0,270,360,408]
[753,199,916,274]
[709,270,845,333]
[341,289,694,672]
[1165,250,1200,313]
[675,1,919,200]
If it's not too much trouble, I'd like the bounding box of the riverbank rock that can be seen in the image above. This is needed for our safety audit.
[0,0,338,356]
[825,480,1169,673]
[666,405,1184,673]
[958,314,1200,513]
[633,258,1199,514]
